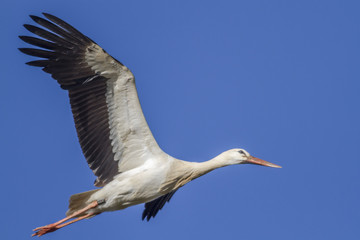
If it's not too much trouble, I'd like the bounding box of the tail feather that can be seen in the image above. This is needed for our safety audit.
[66,189,99,216]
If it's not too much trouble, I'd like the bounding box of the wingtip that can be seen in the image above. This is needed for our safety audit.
[18,48,31,56]
[29,15,41,23]
[18,47,26,53]
[18,48,32,56]
[23,24,40,34]
[42,12,54,20]
[25,61,36,66]
[23,24,32,30]
[141,211,152,221]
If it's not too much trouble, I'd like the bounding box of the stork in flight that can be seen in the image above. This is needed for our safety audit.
[19,13,281,237]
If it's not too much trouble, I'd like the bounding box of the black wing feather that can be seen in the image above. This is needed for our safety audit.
[19,13,118,186]
[142,191,177,221]
[42,13,92,44]
[19,36,58,50]
[29,15,83,45]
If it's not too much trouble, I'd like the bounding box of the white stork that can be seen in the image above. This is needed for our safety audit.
[19,13,281,237]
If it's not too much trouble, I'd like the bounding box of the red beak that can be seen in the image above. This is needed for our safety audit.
[245,156,282,168]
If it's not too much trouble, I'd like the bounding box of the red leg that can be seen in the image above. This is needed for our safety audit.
[32,201,99,237]
[33,213,95,237]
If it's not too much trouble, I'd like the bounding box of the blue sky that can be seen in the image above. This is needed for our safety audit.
[2,0,360,239]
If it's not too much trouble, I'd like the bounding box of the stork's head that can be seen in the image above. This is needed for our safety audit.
[221,148,281,168]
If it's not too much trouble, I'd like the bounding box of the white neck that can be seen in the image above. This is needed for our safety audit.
[191,154,233,178]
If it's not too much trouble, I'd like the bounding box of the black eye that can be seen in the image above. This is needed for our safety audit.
[238,150,245,155]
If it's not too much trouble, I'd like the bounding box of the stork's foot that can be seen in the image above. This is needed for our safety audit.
[31,201,99,237]
[32,224,59,237]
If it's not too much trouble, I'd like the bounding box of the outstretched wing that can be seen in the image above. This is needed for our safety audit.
[142,190,177,221]
[19,13,164,187]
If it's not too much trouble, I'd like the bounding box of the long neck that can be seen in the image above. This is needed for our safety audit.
[191,154,230,178]
[162,154,231,192]
[177,154,230,183]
